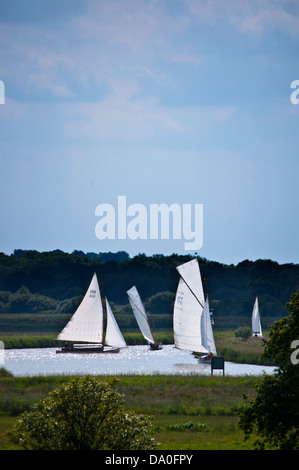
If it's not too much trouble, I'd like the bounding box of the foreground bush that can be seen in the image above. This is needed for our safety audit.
[8,375,157,450]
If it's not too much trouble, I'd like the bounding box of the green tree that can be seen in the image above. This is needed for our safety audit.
[145,291,175,314]
[238,291,299,449]
[8,376,157,450]
[234,326,251,341]
[5,286,58,313]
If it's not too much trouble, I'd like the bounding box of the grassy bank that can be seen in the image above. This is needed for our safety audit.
[214,331,272,365]
[0,373,259,450]
[0,312,280,334]
[0,331,174,349]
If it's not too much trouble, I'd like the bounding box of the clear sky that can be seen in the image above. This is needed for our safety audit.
[0,0,298,265]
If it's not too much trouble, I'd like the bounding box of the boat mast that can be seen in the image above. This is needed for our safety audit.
[203,276,208,300]
[100,279,106,345]
[175,268,204,309]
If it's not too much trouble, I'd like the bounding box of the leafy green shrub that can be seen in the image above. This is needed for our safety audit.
[234,326,251,341]
[166,421,208,432]
[7,375,157,450]
[0,367,13,378]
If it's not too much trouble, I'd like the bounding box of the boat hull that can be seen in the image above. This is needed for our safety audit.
[198,358,211,364]
[198,353,215,364]
[56,345,120,354]
[150,343,163,351]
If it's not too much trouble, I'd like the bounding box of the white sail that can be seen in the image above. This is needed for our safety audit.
[127,286,155,345]
[201,296,217,355]
[57,273,104,343]
[173,259,208,353]
[105,298,127,348]
[252,297,262,337]
[176,258,205,309]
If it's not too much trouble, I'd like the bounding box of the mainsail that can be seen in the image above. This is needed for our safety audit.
[105,297,127,348]
[57,273,126,349]
[173,258,216,355]
[174,259,207,353]
[127,285,155,345]
[252,297,262,337]
[201,296,217,355]
[176,258,205,309]
[57,272,104,344]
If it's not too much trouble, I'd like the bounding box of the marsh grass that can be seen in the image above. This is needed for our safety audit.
[215,331,272,364]
[0,374,259,450]
[0,375,71,416]
[118,375,258,417]
[154,414,255,450]
[0,331,174,349]
[1,336,58,349]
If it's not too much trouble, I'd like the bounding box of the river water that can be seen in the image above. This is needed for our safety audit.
[3,345,276,377]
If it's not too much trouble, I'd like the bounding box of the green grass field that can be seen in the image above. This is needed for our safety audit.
[0,373,259,450]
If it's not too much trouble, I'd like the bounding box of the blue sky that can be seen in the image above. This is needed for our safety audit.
[0,0,298,265]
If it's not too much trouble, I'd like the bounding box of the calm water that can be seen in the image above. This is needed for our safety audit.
[3,345,276,377]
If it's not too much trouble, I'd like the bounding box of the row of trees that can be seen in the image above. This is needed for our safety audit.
[0,285,175,318]
[0,286,59,314]
[0,250,298,318]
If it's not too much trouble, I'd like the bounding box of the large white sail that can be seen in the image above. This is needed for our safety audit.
[201,296,217,355]
[176,258,205,309]
[252,297,262,337]
[127,286,155,345]
[105,298,127,348]
[173,259,208,353]
[57,273,104,344]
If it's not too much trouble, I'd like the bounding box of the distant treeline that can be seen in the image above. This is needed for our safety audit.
[0,249,298,319]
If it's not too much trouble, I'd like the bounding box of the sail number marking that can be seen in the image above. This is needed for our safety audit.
[89,290,96,298]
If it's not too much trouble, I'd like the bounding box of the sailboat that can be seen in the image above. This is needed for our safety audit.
[173,258,217,363]
[252,296,262,337]
[56,273,126,353]
[127,285,162,350]
[200,295,217,361]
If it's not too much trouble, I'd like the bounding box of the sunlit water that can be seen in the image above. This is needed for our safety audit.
[3,345,276,377]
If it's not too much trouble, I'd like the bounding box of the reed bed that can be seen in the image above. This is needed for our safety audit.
[0,373,259,450]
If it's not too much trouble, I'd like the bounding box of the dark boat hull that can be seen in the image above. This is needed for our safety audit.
[150,343,163,351]
[56,345,120,354]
